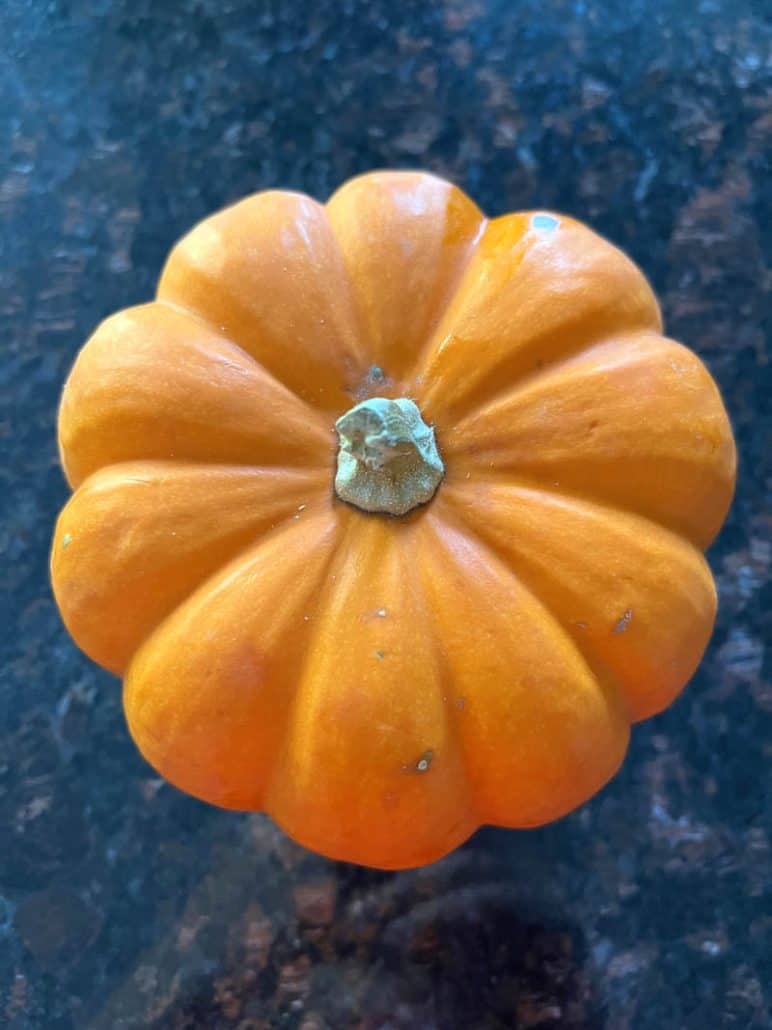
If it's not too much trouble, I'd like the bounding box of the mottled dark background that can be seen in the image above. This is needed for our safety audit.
[1,1,770,1027]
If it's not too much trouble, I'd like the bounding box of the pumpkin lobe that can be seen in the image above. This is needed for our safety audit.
[334,397,444,516]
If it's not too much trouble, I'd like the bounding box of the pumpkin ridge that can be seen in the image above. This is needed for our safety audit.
[402,214,489,384]
[414,511,485,823]
[261,512,478,868]
[442,479,716,721]
[451,329,664,434]
[261,509,361,816]
[123,506,341,811]
[443,332,735,548]
[157,194,369,412]
[324,171,488,387]
[444,467,724,552]
[432,494,633,728]
[110,489,335,678]
[153,297,339,426]
[58,302,335,487]
[418,499,630,824]
[422,319,663,423]
[92,457,329,473]
[399,514,480,826]
[413,217,533,405]
[416,215,662,421]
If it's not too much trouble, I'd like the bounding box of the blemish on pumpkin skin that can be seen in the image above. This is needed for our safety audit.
[400,749,434,775]
[613,609,633,634]
[455,697,466,711]
[61,533,72,549]
[362,606,388,622]
[374,649,386,660]
[415,749,434,773]
[351,364,391,402]
[531,213,560,233]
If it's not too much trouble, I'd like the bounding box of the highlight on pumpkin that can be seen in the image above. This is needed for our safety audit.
[51,170,736,870]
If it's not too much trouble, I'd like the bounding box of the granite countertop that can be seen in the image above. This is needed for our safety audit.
[1,1,770,1027]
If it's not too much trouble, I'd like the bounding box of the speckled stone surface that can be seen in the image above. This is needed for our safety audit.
[1,1,770,1027]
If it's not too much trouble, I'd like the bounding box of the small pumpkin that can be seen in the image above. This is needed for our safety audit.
[52,171,736,869]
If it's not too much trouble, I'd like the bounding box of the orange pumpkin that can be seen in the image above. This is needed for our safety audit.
[51,171,736,869]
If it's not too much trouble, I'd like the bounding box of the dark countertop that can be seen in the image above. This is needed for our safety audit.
[1,1,770,1027]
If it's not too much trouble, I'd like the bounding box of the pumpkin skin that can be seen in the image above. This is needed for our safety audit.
[51,171,736,870]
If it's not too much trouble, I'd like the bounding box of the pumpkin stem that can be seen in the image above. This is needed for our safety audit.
[334,397,444,516]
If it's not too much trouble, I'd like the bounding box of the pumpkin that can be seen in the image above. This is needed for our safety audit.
[51,171,736,869]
